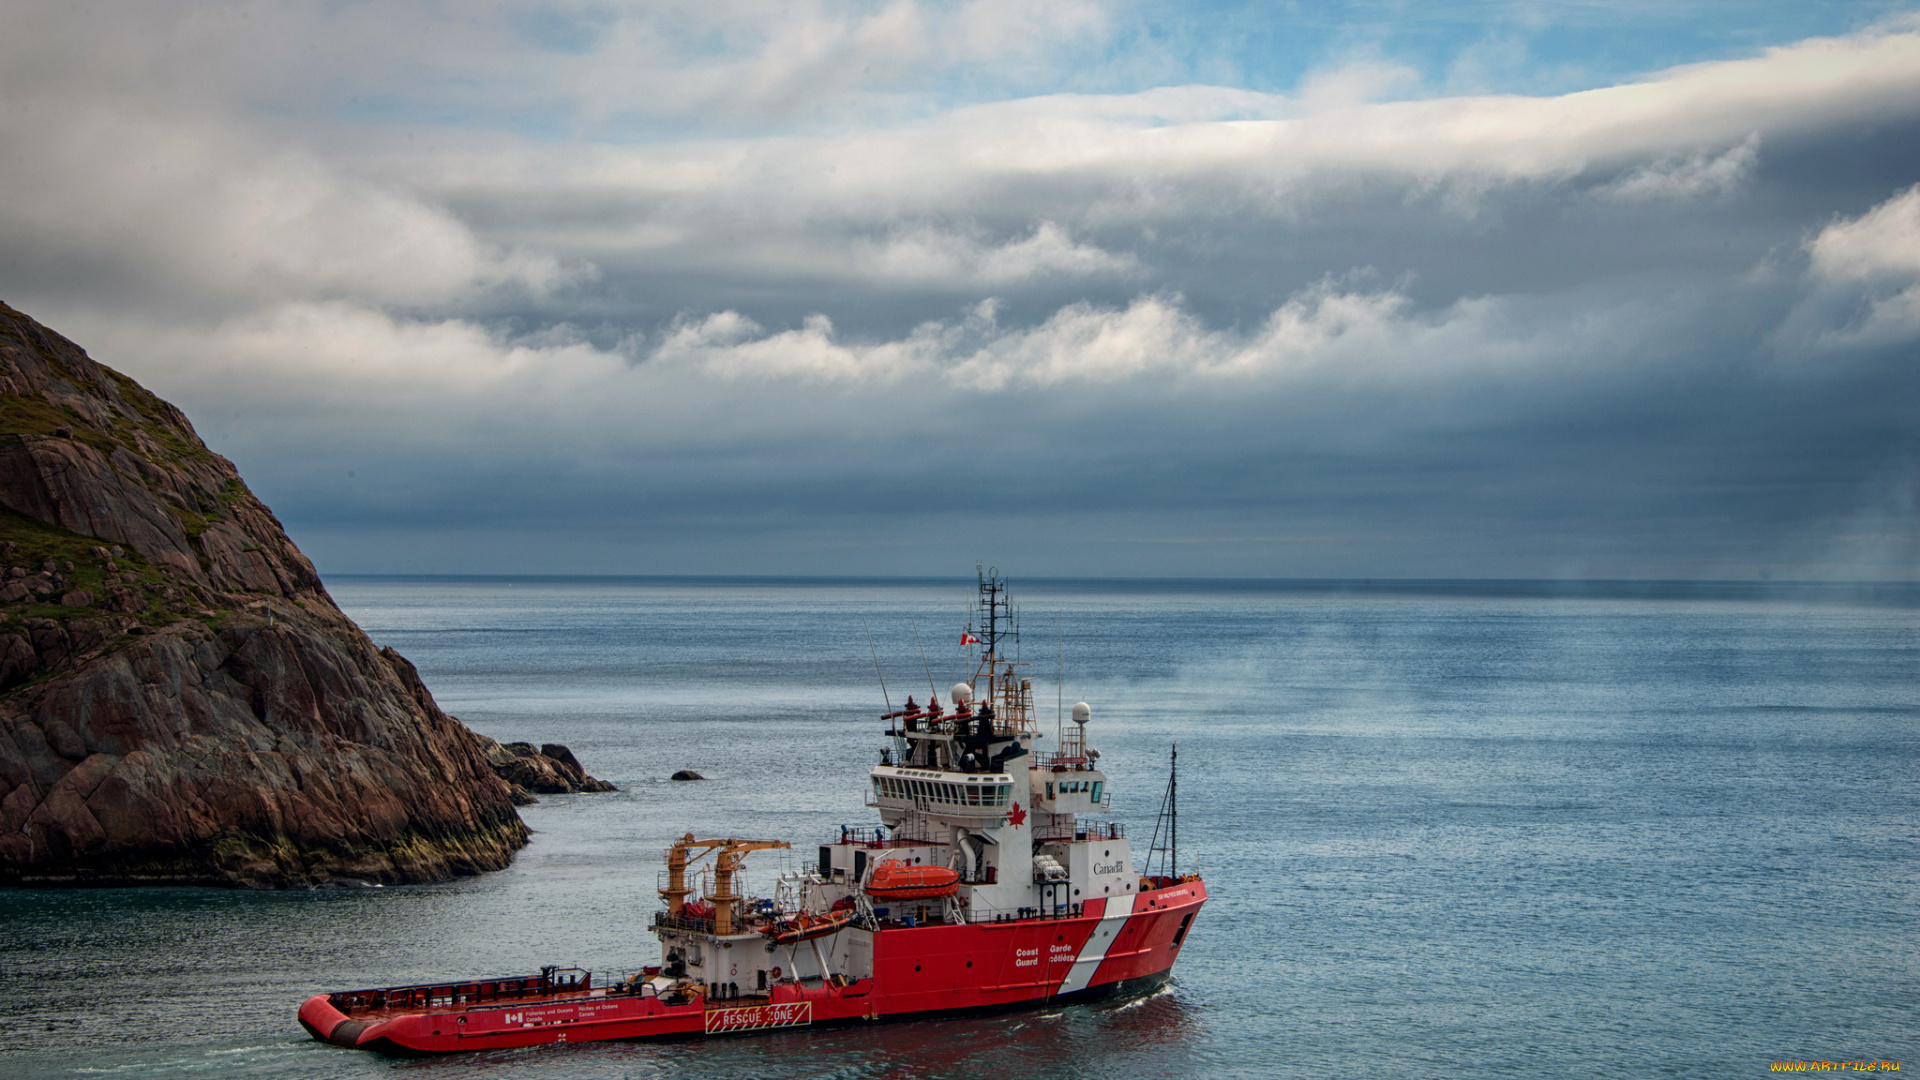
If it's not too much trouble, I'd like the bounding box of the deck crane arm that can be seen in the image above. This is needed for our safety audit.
[711,840,791,935]
[662,836,793,935]
[660,834,731,916]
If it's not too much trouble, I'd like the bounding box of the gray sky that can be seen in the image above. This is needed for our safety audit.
[3,2,1916,578]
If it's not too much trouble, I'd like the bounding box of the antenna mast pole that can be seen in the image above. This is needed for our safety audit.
[1147,743,1180,879]
[912,619,937,699]
[973,565,1015,707]
[862,617,891,713]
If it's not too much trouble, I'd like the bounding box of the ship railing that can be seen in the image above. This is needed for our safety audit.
[1030,752,1093,770]
[327,967,591,1014]
[835,824,890,845]
[652,909,716,933]
[836,823,998,847]
[884,716,1029,740]
[606,969,664,997]
[1032,820,1124,843]
[652,902,788,933]
[874,796,1015,820]
[958,900,1086,924]
[845,836,933,850]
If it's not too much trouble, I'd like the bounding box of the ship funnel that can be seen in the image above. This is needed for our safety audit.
[1071,702,1091,726]
[952,683,974,705]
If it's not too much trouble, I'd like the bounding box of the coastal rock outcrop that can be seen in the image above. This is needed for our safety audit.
[474,735,618,803]
[0,301,532,887]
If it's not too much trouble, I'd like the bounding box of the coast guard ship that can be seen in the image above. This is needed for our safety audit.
[299,570,1205,1054]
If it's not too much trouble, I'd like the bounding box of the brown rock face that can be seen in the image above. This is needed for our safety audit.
[0,301,530,887]
[474,735,619,800]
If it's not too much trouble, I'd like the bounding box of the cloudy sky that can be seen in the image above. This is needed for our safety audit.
[3,2,1917,579]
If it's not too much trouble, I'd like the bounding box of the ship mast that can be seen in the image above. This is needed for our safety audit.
[968,565,1037,739]
[1147,745,1179,879]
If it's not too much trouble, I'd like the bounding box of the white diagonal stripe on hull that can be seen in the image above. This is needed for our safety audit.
[1057,896,1135,995]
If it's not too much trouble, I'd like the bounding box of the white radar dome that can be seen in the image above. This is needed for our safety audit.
[951,683,974,705]
[1071,702,1092,726]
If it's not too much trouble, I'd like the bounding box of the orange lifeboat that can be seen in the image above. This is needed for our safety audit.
[763,909,854,944]
[865,861,960,900]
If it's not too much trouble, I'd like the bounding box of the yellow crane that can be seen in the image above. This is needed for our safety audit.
[660,834,727,917]
[708,840,790,935]
[660,835,792,936]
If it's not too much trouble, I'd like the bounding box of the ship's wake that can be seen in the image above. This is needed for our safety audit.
[1108,984,1177,1013]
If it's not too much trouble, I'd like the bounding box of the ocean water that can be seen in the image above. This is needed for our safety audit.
[0,577,1914,1079]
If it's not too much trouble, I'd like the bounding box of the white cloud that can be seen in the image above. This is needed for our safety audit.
[1597,133,1759,201]
[1809,184,1920,280]
[659,280,1565,392]
[386,20,1920,290]
[1800,184,1920,346]
[845,222,1138,286]
[1297,60,1424,111]
[324,0,1115,130]
[655,310,957,383]
[12,9,1920,318]
[73,302,625,403]
[0,96,576,313]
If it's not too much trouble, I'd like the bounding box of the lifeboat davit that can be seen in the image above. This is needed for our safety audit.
[865,861,960,900]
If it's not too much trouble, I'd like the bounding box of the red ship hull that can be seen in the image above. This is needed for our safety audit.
[299,880,1205,1055]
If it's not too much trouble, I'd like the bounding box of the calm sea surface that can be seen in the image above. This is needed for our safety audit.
[1,577,1915,1078]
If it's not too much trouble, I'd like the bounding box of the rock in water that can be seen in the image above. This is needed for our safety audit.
[671,770,706,781]
[472,734,618,795]
[0,302,531,888]
[539,742,619,792]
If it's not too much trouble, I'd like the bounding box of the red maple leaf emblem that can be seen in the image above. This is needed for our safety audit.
[1006,801,1026,828]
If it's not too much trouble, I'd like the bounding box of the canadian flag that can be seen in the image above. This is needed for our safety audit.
[960,632,981,646]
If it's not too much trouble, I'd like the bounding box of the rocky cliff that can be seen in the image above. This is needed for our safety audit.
[0,301,534,887]
[476,736,620,804]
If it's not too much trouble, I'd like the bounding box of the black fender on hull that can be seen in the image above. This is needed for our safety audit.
[296,1003,368,1049]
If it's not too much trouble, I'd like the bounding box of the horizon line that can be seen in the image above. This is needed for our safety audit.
[318,572,1917,584]
[316,573,1920,605]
